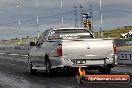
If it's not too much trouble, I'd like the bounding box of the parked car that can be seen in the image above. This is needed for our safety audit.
[28,28,117,76]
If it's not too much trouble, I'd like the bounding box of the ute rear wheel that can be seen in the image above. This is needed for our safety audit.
[99,67,111,74]
[46,60,51,75]
[45,55,54,76]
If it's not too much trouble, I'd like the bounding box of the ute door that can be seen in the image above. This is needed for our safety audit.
[30,34,47,69]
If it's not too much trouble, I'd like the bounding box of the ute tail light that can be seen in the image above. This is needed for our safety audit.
[57,44,62,57]
[113,43,117,56]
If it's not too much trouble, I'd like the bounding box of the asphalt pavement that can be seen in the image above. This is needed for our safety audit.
[0,50,132,88]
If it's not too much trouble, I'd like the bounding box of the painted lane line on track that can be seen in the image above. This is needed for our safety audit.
[8,54,28,57]
[9,54,19,56]
[117,65,127,67]
[21,55,28,57]
[0,53,6,55]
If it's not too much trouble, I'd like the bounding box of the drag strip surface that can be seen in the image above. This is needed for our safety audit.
[0,50,131,88]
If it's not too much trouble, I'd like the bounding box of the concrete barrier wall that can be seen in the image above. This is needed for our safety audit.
[114,38,132,46]
[0,44,32,50]
[0,37,38,50]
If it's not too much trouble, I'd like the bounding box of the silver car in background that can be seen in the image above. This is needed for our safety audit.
[28,28,117,76]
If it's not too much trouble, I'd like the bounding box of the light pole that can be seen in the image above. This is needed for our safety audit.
[17,0,22,43]
[80,4,83,27]
[74,5,78,27]
[35,0,40,39]
[100,0,103,37]
[60,0,63,25]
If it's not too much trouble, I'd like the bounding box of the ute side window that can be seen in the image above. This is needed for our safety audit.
[36,36,43,46]
[36,30,49,46]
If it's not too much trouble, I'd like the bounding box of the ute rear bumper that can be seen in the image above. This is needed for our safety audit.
[50,55,117,69]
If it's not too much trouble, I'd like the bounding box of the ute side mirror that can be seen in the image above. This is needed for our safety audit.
[30,42,36,46]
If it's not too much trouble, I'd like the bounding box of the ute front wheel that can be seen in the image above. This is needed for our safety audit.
[28,61,37,74]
